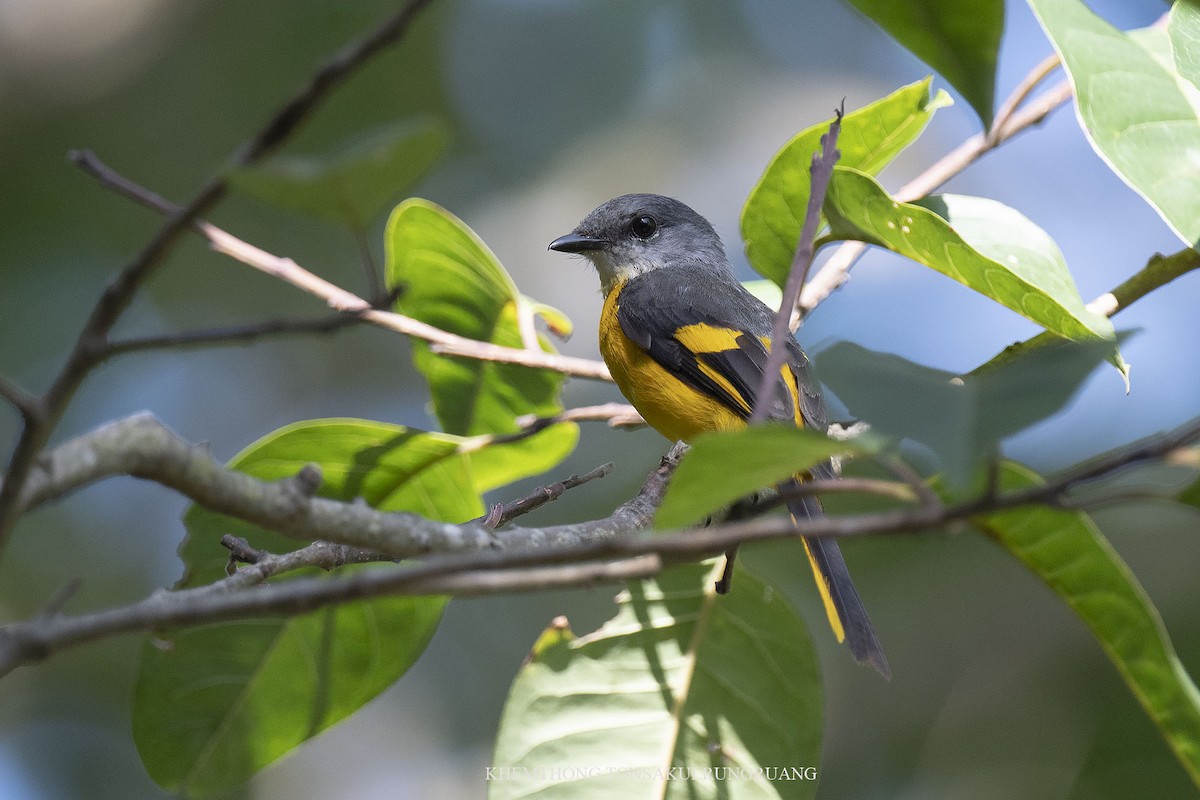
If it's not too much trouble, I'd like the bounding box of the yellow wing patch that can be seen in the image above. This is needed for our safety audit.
[674,323,754,416]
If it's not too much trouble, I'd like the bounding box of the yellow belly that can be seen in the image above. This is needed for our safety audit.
[599,284,747,442]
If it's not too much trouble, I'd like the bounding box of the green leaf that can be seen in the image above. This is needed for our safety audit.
[845,0,1003,126]
[1028,0,1200,249]
[490,561,821,800]
[1170,1,1200,91]
[227,116,448,229]
[386,198,578,475]
[133,419,508,797]
[976,462,1200,788]
[815,338,1119,487]
[823,169,1121,358]
[655,425,874,529]
[741,78,952,284]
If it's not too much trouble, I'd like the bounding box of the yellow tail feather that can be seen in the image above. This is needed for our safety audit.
[801,537,845,643]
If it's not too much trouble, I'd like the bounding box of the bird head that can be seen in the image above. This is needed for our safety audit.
[549,193,729,293]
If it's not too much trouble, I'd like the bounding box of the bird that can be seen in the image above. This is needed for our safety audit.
[549,193,889,678]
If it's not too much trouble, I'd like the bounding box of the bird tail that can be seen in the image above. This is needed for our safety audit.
[787,478,891,680]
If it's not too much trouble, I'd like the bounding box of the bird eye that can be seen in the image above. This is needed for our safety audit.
[629,215,658,240]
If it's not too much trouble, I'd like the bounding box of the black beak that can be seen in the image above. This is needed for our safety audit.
[548,232,609,253]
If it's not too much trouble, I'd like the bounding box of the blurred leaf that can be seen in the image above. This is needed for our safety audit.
[656,425,875,529]
[133,418,516,797]
[1177,447,1200,509]
[815,338,1119,486]
[823,170,1122,370]
[845,0,1003,126]
[975,462,1200,788]
[227,116,448,229]
[490,561,821,800]
[1066,456,1200,508]
[386,198,578,475]
[741,279,783,311]
[741,78,952,284]
[1170,1,1200,90]
[1029,0,1200,249]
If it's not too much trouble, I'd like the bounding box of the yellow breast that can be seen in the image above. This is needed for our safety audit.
[599,283,748,443]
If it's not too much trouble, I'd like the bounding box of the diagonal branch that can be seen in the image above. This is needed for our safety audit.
[479,463,614,528]
[0,378,43,423]
[71,149,612,381]
[0,0,441,554]
[105,312,370,357]
[516,403,645,433]
[9,413,676,558]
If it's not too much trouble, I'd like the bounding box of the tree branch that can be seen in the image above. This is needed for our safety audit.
[70,149,613,382]
[516,403,645,433]
[0,550,662,678]
[0,0,441,554]
[105,312,370,357]
[1086,247,1200,319]
[987,53,1062,147]
[11,413,498,557]
[4,417,1197,678]
[9,413,679,558]
[479,463,614,528]
[0,378,43,423]
[233,0,440,165]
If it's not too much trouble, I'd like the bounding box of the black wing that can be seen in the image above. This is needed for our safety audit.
[616,267,827,430]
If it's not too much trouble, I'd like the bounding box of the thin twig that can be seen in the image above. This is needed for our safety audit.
[222,535,268,566]
[426,338,609,378]
[0,0,440,554]
[781,476,918,504]
[105,313,369,357]
[750,105,842,424]
[987,53,1062,145]
[1086,247,1200,319]
[748,476,920,516]
[233,0,439,165]
[37,578,84,618]
[516,403,645,433]
[222,535,388,577]
[0,552,663,678]
[878,456,943,510]
[351,227,386,302]
[499,405,645,451]
[479,463,614,528]
[0,379,43,422]
[71,150,613,381]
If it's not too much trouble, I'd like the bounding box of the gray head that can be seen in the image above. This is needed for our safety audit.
[548,194,730,293]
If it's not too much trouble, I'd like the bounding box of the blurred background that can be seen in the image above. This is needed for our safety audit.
[1,0,1198,797]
